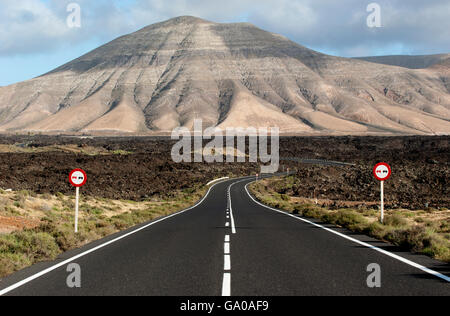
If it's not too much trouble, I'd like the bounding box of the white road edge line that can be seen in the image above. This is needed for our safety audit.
[244,182,450,283]
[0,179,228,296]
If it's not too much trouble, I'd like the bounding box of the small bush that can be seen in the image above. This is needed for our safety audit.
[366,222,388,239]
[40,203,52,212]
[86,207,104,216]
[384,214,408,227]
[0,231,59,263]
[333,210,367,227]
[13,201,22,208]
[0,253,32,277]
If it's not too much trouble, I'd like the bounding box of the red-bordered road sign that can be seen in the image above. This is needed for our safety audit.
[373,163,391,181]
[69,169,87,187]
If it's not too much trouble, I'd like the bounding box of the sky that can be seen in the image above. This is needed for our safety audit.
[0,0,449,86]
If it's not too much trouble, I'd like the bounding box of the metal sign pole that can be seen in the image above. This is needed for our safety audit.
[373,163,391,224]
[75,187,80,233]
[69,169,87,234]
[380,181,384,224]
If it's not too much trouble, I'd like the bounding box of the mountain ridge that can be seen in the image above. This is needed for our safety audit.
[355,53,450,70]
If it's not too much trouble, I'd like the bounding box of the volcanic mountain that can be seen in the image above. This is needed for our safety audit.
[0,16,449,135]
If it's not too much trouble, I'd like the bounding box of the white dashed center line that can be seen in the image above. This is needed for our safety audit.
[222,234,232,296]
[222,180,246,296]
[224,255,231,270]
[227,184,237,234]
[222,273,231,296]
[224,243,230,254]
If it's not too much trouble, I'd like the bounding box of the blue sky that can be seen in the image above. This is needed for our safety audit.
[0,0,449,86]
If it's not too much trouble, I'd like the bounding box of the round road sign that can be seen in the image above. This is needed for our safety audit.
[373,163,391,181]
[69,169,87,187]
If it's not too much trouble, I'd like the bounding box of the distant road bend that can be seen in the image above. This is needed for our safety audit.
[0,175,448,296]
[280,157,356,167]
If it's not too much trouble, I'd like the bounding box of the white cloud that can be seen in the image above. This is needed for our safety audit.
[0,0,449,57]
[0,0,68,55]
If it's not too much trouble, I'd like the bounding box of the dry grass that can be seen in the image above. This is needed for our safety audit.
[249,177,450,263]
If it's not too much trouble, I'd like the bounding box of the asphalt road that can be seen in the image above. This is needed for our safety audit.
[0,176,448,296]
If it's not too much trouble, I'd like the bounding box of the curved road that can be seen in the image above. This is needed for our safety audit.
[0,176,448,296]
